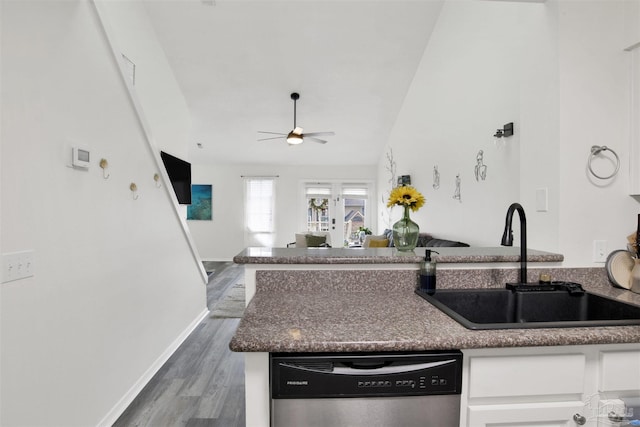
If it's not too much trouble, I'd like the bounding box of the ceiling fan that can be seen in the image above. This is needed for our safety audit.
[258,92,335,145]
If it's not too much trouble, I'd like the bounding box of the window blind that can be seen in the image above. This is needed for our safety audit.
[245,178,275,233]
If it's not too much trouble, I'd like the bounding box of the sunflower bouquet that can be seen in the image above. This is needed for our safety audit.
[386,185,425,212]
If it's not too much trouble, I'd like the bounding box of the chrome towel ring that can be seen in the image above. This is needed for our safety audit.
[588,145,620,180]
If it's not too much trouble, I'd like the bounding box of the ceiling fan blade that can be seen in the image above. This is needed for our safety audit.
[293,127,303,135]
[302,131,335,137]
[258,136,285,141]
[305,136,328,144]
[258,131,287,136]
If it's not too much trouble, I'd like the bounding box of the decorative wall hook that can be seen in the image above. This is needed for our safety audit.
[494,122,514,138]
[99,158,110,179]
[453,173,462,202]
[588,145,620,180]
[153,173,162,188]
[475,150,487,181]
[433,165,440,190]
[130,182,139,200]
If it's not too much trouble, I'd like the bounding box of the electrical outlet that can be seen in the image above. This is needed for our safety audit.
[536,188,548,212]
[593,240,607,263]
[2,251,35,283]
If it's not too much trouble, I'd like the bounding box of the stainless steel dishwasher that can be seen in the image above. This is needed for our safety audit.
[270,350,463,427]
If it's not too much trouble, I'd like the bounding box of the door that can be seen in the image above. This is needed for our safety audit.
[303,182,373,247]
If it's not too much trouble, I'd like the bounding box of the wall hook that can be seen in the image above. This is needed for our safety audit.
[494,122,514,138]
[130,182,139,200]
[153,173,162,188]
[99,158,110,179]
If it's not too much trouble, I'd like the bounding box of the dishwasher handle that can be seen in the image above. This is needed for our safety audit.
[280,359,456,376]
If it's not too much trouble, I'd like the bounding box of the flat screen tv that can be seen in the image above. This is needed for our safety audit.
[160,151,192,205]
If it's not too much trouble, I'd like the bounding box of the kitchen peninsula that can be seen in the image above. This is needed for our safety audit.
[230,247,640,427]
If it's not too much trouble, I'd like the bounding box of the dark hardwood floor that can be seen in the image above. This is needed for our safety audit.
[113,262,246,427]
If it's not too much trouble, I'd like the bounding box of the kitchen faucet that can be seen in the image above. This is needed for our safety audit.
[501,203,527,284]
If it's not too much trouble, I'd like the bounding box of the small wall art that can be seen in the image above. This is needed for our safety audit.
[187,184,212,220]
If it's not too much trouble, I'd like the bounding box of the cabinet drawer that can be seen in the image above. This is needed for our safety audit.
[468,354,585,398]
[600,350,640,392]
[467,401,585,427]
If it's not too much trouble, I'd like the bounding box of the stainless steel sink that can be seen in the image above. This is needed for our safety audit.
[416,282,640,330]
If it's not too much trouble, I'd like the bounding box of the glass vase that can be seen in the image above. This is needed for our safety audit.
[392,205,419,252]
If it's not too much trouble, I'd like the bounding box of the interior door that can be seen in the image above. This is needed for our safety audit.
[304,182,372,247]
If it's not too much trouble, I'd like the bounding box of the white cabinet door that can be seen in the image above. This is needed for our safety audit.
[467,401,587,427]
[599,350,640,392]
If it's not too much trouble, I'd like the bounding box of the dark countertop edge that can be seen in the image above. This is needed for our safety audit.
[233,250,564,265]
[232,255,565,264]
[229,332,640,353]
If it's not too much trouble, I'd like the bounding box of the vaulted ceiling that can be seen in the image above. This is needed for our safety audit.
[142,0,444,166]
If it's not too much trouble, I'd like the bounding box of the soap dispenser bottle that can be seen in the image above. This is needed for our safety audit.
[419,250,439,294]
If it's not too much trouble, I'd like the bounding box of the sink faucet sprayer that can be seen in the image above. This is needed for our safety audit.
[501,203,527,284]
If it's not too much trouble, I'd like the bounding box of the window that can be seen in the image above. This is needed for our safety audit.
[342,185,369,246]
[244,178,275,233]
[305,184,332,232]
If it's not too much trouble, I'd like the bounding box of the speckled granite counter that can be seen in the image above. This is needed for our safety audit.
[229,267,640,353]
[233,246,564,264]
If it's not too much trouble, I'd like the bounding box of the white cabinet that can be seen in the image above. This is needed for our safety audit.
[600,350,640,393]
[461,344,640,427]
[468,401,585,427]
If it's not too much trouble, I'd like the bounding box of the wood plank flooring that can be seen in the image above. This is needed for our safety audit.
[113,262,246,427]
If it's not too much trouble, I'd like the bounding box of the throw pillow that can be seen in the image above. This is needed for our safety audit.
[295,233,308,248]
[368,238,389,248]
[305,234,327,247]
[363,235,388,248]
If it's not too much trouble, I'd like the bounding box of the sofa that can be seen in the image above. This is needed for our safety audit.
[287,231,332,248]
[376,229,469,248]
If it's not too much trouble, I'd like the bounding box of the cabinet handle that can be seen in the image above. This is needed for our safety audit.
[573,414,586,425]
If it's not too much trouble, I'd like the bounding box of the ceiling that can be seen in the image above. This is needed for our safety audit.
[142,0,445,166]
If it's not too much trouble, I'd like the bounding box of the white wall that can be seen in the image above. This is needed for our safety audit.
[378,0,524,247]
[189,163,376,260]
[1,1,206,425]
[95,0,192,161]
[555,0,640,266]
[379,0,640,266]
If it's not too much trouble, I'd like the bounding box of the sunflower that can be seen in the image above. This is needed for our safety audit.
[387,185,426,212]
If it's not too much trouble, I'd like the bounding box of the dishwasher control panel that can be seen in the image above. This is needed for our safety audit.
[271,350,462,399]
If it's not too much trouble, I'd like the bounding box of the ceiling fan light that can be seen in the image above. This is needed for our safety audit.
[286,132,303,145]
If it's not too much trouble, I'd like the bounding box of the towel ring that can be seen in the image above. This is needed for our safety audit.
[588,145,619,180]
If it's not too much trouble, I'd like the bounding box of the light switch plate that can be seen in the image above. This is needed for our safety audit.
[2,251,35,283]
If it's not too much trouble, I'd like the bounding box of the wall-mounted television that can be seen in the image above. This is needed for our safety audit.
[160,151,192,205]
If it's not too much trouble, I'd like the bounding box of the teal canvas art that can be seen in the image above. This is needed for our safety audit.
[187,184,212,220]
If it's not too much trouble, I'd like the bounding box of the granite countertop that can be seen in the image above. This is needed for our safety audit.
[229,272,640,353]
[233,246,564,264]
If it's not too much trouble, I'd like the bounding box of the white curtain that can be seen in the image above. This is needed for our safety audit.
[244,177,276,247]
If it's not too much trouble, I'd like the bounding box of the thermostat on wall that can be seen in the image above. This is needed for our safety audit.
[72,146,90,169]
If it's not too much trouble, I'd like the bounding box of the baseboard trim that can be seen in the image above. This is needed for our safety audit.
[97,308,209,427]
